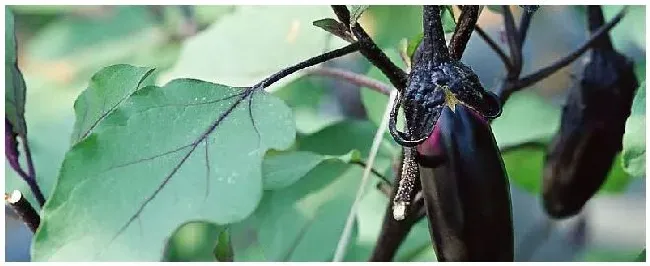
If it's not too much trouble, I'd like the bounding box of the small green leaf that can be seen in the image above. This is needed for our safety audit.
[5,7,28,138]
[313,18,355,43]
[263,150,363,191]
[297,120,396,164]
[331,150,362,164]
[162,222,225,262]
[262,151,327,191]
[214,229,234,262]
[441,5,456,33]
[491,91,561,150]
[348,5,369,26]
[502,147,545,193]
[622,81,645,177]
[70,64,155,144]
[406,33,424,60]
[33,69,296,261]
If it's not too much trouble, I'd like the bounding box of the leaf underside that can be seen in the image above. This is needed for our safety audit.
[33,68,296,261]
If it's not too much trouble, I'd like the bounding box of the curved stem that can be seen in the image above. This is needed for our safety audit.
[449,5,480,60]
[21,137,45,207]
[306,67,393,95]
[422,6,450,63]
[353,161,391,184]
[331,6,408,90]
[257,43,359,88]
[507,7,627,92]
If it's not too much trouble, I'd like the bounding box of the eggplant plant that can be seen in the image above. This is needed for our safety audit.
[4,5,645,262]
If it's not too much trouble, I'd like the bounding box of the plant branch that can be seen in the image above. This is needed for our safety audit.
[518,6,539,49]
[449,5,480,60]
[502,5,522,76]
[376,181,392,197]
[6,120,46,207]
[257,43,360,89]
[353,161,391,184]
[474,25,514,71]
[305,67,393,95]
[422,6,450,62]
[331,5,408,90]
[505,6,628,94]
[5,190,40,233]
[21,137,45,207]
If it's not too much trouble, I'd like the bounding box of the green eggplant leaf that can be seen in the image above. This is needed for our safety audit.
[32,65,296,261]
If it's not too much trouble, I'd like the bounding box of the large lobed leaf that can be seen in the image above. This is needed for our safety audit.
[32,65,296,261]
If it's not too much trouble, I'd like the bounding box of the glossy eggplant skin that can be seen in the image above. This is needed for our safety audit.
[418,104,514,261]
[542,6,639,219]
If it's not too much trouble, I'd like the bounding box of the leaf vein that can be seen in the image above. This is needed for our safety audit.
[78,69,155,141]
[105,88,256,249]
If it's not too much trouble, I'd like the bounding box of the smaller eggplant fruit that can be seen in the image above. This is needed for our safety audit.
[542,6,639,219]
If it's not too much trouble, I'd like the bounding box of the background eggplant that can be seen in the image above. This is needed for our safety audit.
[418,103,514,261]
[542,5,639,218]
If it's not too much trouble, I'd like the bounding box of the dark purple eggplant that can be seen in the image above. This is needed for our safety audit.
[542,6,639,218]
[389,6,501,148]
[385,6,512,261]
[418,103,514,261]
